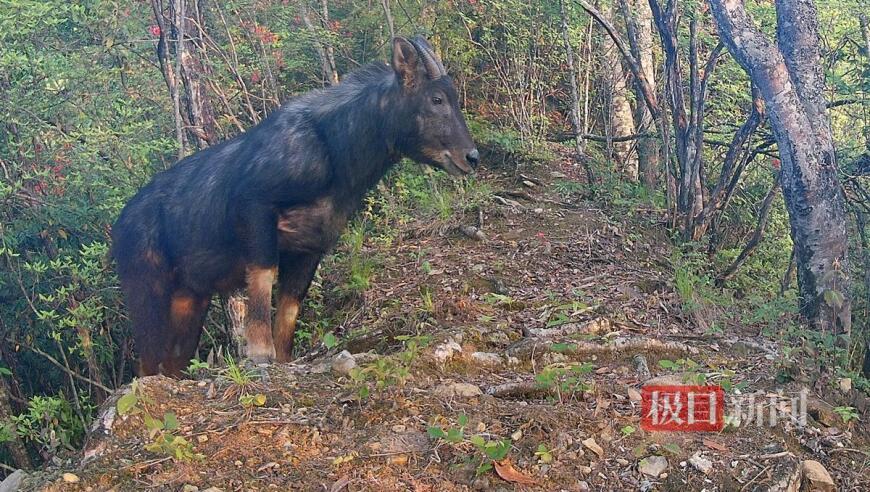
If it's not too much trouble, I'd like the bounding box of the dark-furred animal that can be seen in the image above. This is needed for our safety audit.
[112,37,478,375]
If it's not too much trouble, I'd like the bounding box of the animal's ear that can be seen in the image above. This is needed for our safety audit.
[391,37,421,89]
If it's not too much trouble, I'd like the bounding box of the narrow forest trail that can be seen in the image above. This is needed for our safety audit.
[23,155,870,491]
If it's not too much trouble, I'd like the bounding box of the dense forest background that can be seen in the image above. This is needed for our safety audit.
[0,0,868,471]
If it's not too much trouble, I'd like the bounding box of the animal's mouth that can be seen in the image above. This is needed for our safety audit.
[440,151,473,176]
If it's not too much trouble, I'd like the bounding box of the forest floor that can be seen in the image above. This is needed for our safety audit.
[18,150,870,491]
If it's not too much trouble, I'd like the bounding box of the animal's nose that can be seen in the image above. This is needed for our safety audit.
[465,148,480,168]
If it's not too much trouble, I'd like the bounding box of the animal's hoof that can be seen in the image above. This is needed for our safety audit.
[245,345,276,365]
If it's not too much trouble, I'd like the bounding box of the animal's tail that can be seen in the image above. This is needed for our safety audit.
[111,196,173,376]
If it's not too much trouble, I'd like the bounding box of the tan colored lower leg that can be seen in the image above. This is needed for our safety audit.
[245,266,277,362]
[274,296,299,362]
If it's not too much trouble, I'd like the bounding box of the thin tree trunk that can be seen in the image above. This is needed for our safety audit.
[715,178,781,286]
[299,1,338,86]
[559,0,595,188]
[381,0,395,40]
[319,0,340,85]
[0,356,30,469]
[601,4,638,179]
[709,0,851,336]
[151,0,186,159]
[174,0,218,149]
[627,0,659,188]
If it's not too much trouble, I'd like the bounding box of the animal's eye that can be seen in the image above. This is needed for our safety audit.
[431,96,443,105]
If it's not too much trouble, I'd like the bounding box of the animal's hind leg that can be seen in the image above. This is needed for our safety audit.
[274,253,322,362]
[161,290,210,376]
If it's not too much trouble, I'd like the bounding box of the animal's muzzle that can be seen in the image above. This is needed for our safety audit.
[465,148,480,169]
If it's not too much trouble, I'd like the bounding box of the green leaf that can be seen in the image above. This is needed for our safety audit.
[116,391,138,415]
[143,413,163,433]
[662,442,681,455]
[550,342,577,353]
[163,412,178,430]
[823,289,845,309]
[427,426,447,439]
[658,359,677,370]
[323,332,338,348]
[457,414,469,427]
[446,427,464,443]
[0,367,12,376]
[469,435,486,448]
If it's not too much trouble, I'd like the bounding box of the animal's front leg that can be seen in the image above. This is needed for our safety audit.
[275,253,323,362]
[242,203,279,363]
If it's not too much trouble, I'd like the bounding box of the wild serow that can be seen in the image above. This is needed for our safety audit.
[112,37,478,376]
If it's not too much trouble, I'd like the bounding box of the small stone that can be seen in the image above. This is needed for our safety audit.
[234,460,243,467]
[197,434,209,443]
[433,382,482,399]
[628,387,642,402]
[389,454,408,466]
[432,339,462,363]
[471,352,503,367]
[616,458,629,466]
[579,465,592,475]
[577,481,590,492]
[202,488,224,492]
[471,475,490,490]
[331,350,357,376]
[476,422,486,432]
[838,378,852,393]
[0,470,27,492]
[197,380,207,387]
[511,430,523,441]
[533,208,544,214]
[62,473,80,483]
[182,485,199,492]
[639,456,668,477]
[582,437,604,458]
[391,424,406,433]
[801,460,835,492]
[688,452,713,475]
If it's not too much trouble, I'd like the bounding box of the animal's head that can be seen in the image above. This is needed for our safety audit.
[391,36,479,176]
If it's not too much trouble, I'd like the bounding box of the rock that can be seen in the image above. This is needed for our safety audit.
[688,452,713,475]
[62,473,80,483]
[838,378,852,393]
[579,465,592,475]
[627,387,642,402]
[471,352,503,367]
[331,350,357,376]
[183,485,199,492]
[378,431,429,455]
[0,470,26,492]
[616,458,629,466]
[202,488,224,492]
[577,481,590,492]
[433,382,482,399]
[309,360,331,374]
[581,437,604,458]
[639,456,668,477]
[801,460,835,492]
[197,434,209,443]
[431,339,463,363]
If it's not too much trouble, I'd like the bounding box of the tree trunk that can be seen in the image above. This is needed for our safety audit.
[601,4,638,179]
[709,0,851,336]
[559,0,595,188]
[319,0,340,85]
[299,0,339,86]
[631,0,659,188]
[0,364,30,469]
[174,0,218,149]
[381,0,395,41]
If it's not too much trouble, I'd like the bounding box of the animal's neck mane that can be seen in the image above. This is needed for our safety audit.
[302,63,406,211]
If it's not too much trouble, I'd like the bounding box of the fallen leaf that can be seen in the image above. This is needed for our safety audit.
[702,438,729,453]
[494,459,537,485]
[582,437,605,458]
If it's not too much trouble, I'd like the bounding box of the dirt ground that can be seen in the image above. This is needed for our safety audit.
[21,153,870,491]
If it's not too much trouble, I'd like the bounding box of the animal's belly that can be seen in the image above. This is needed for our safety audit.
[277,199,347,254]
